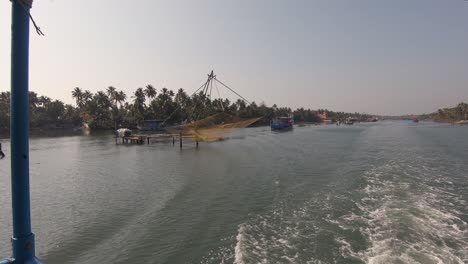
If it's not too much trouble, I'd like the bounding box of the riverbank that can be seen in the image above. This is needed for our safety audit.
[0,127,85,139]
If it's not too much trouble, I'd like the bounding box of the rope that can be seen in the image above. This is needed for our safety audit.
[29,12,44,36]
[189,80,210,123]
[162,72,253,125]
[214,78,251,105]
[209,78,213,100]
[161,81,207,125]
[214,79,224,111]
[15,0,45,36]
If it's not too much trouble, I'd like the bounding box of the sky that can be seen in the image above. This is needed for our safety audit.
[1,0,467,115]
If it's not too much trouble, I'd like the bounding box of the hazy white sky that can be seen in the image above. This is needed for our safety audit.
[1,0,467,115]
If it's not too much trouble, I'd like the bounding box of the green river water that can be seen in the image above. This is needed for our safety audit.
[0,121,467,263]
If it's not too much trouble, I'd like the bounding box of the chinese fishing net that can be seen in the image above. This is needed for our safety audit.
[165,112,260,142]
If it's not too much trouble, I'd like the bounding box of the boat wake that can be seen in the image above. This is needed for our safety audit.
[200,125,468,264]
[337,159,468,264]
[201,157,467,264]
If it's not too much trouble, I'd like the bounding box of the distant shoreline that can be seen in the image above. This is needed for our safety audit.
[0,127,85,139]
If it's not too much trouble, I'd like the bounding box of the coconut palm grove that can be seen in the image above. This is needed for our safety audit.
[0,85,466,131]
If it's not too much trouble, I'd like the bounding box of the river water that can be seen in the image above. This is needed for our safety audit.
[0,121,467,264]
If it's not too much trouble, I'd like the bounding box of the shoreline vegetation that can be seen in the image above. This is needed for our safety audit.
[0,87,467,134]
[430,103,468,124]
[0,86,373,132]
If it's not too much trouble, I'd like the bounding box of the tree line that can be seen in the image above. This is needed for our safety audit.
[0,85,375,130]
[431,102,468,122]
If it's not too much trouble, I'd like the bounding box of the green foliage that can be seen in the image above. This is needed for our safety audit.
[0,85,384,131]
[432,102,468,122]
[0,92,10,129]
[0,91,80,129]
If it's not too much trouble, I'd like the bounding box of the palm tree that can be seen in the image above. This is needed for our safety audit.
[106,86,117,105]
[82,90,93,105]
[29,91,40,109]
[156,88,176,119]
[38,96,51,107]
[115,90,127,109]
[106,87,120,129]
[89,91,112,127]
[71,87,83,107]
[144,85,157,104]
[157,88,175,103]
[94,91,111,109]
[133,88,146,120]
[174,88,189,106]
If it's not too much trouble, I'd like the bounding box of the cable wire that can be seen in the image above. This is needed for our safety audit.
[214,78,251,105]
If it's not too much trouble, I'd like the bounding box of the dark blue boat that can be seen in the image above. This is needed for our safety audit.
[137,120,164,131]
[271,116,294,130]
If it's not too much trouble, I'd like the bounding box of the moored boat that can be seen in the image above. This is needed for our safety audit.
[137,120,164,131]
[271,115,294,130]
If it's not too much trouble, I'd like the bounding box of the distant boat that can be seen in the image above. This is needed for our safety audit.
[137,120,164,131]
[344,118,354,125]
[271,115,294,130]
[455,120,468,125]
[413,118,419,123]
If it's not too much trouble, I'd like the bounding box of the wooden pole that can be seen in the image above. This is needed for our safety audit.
[0,143,5,159]
[179,133,182,148]
[172,136,175,146]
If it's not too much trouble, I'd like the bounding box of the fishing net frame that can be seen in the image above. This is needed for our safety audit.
[164,71,261,142]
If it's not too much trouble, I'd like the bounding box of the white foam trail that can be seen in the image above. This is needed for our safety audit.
[200,145,468,263]
[340,159,468,264]
[233,225,246,264]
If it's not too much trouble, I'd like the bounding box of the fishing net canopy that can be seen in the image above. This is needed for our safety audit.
[166,112,260,142]
[164,71,261,142]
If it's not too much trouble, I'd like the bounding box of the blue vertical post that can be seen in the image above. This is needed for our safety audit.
[4,0,43,263]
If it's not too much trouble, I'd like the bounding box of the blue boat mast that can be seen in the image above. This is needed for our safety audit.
[1,0,43,263]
